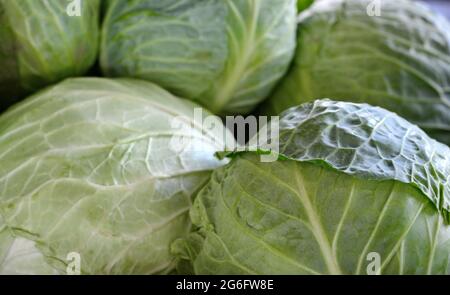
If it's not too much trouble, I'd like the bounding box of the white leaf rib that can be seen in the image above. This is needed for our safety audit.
[332,181,356,258]
[292,166,342,275]
[355,182,397,274]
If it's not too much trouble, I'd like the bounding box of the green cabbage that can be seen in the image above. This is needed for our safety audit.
[262,0,450,145]
[175,100,450,274]
[0,0,100,110]
[100,0,297,115]
[0,78,234,274]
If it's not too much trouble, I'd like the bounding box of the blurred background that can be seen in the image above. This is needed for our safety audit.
[426,0,450,19]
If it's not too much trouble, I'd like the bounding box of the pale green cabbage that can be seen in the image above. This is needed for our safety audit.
[0,78,234,274]
[175,100,450,274]
[100,0,297,115]
[262,0,450,145]
[0,0,101,110]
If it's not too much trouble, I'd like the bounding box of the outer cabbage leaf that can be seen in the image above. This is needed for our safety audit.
[0,0,100,110]
[267,100,450,221]
[175,100,450,274]
[101,0,297,115]
[262,0,450,145]
[0,78,234,274]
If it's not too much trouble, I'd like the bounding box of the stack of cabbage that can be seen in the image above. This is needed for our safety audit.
[0,0,449,275]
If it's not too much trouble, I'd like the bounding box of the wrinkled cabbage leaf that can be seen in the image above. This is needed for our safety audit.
[0,78,234,274]
[175,100,450,275]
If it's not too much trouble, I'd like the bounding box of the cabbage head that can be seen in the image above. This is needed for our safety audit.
[174,100,450,275]
[100,0,297,115]
[262,0,450,145]
[0,0,100,110]
[0,78,234,274]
